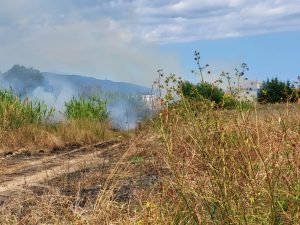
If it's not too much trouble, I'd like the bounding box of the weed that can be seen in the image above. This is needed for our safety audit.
[130,156,144,164]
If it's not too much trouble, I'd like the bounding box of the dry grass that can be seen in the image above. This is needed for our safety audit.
[1,103,300,224]
[145,102,300,224]
[0,129,162,224]
[0,119,125,154]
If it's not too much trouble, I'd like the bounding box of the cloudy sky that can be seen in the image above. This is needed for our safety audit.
[0,0,300,86]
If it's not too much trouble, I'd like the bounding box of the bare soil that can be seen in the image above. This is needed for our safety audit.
[0,135,160,208]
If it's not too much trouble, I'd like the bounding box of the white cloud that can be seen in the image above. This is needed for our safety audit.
[0,0,299,84]
[1,0,300,43]
[0,0,182,86]
[133,0,300,42]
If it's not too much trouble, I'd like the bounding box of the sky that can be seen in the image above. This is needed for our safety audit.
[0,0,299,87]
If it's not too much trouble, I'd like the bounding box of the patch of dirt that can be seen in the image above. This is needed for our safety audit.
[0,140,122,195]
[0,135,162,209]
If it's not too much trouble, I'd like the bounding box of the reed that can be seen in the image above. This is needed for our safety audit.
[0,89,54,130]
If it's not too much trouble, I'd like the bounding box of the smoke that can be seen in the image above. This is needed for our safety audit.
[31,85,75,121]
[0,1,180,129]
[29,81,152,129]
[107,94,153,130]
[108,101,139,130]
[0,64,157,129]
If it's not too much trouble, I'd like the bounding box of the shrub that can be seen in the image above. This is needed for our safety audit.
[178,52,252,109]
[64,96,109,121]
[181,81,224,104]
[257,78,298,103]
[0,89,54,129]
[180,81,197,99]
[196,82,224,104]
[180,81,252,110]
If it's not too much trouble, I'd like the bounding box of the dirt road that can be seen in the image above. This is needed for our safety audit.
[0,140,124,197]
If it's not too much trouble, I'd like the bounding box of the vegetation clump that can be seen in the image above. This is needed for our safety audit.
[2,64,45,97]
[180,81,225,104]
[258,77,299,103]
[0,89,54,129]
[64,96,109,121]
[155,51,252,110]
[143,54,300,223]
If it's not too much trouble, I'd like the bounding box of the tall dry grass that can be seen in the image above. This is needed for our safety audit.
[143,100,300,224]
[0,119,121,154]
[1,103,299,224]
[1,82,300,224]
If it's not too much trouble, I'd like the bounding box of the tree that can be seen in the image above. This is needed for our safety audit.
[257,77,298,103]
[2,65,45,97]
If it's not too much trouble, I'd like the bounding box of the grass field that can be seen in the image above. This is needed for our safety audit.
[0,100,299,224]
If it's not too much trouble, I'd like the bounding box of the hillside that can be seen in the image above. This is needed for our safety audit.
[0,65,151,97]
[43,72,151,95]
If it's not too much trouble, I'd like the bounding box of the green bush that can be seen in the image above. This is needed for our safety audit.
[257,78,298,103]
[156,52,253,110]
[64,96,109,121]
[179,52,252,109]
[181,81,224,104]
[0,89,54,129]
[180,81,252,110]
[196,82,224,104]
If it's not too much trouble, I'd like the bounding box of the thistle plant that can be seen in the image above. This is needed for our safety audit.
[220,63,249,96]
[191,50,209,84]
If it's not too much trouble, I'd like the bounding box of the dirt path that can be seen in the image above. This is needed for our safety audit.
[0,140,123,195]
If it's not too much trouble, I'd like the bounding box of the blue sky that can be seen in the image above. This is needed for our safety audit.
[165,31,300,83]
[0,0,299,86]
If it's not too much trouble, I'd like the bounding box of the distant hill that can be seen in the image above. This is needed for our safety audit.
[0,65,151,97]
[42,72,150,96]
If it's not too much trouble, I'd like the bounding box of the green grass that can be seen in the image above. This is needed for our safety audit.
[0,89,54,129]
[64,95,108,121]
[129,156,145,163]
[0,90,119,152]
